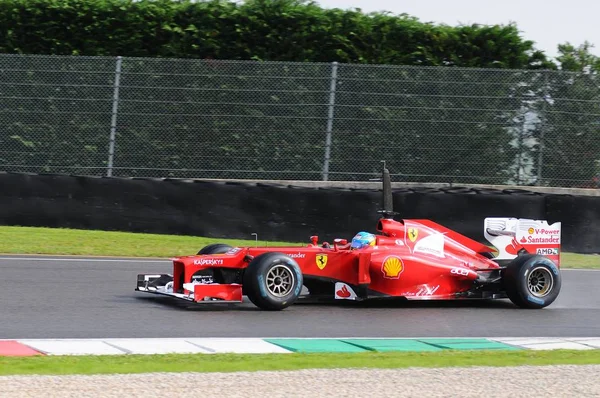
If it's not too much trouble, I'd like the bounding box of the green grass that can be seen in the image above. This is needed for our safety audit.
[2,350,600,375]
[560,252,600,269]
[0,226,300,258]
[1,225,598,269]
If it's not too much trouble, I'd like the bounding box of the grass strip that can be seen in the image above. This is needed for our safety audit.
[1,225,598,269]
[559,252,600,269]
[0,226,298,258]
[1,350,600,376]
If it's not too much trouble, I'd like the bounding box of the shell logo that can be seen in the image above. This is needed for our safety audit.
[381,256,404,279]
[528,227,535,234]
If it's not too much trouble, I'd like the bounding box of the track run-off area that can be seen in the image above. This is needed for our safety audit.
[1,255,599,339]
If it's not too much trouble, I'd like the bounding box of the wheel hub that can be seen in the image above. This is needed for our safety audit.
[530,277,539,285]
[527,267,554,298]
[266,265,295,297]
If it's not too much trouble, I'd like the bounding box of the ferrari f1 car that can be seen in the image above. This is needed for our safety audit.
[136,166,562,310]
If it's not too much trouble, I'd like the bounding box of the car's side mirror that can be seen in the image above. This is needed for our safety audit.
[333,238,348,251]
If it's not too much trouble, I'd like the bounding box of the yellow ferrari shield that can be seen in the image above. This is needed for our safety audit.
[316,254,328,270]
[408,227,418,242]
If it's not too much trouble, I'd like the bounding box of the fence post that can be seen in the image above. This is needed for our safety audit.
[536,71,548,186]
[322,61,338,181]
[107,56,123,177]
[516,129,523,185]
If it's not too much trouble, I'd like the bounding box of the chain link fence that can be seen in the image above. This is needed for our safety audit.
[1,54,599,187]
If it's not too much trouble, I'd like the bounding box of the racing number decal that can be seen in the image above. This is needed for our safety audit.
[408,227,418,243]
[316,254,328,270]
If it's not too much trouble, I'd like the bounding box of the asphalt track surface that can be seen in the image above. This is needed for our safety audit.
[1,256,599,339]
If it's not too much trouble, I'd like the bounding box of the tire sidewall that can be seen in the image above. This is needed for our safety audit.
[510,255,561,308]
[244,252,303,310]
[197,243,233,255]
[185,244,234,288]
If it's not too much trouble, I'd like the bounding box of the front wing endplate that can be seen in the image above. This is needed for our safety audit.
[135,273,243,304]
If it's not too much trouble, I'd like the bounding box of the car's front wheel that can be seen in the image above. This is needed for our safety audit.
[243,252,303,310]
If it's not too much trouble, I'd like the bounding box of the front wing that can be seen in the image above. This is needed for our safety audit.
[135,273,243,303]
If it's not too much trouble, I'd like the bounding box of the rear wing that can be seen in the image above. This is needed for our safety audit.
[484,217,561,266]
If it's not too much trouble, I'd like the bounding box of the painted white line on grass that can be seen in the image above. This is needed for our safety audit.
[493,338,571,345]
[18,340,128,356]
[521,342,596,350]
[492,337,600,351]
[103,339,212,355]
[0,257,169,263]
[0,257,597,270]
[570,339,600,348]
[11,338,291,356]
[0,255,598,270]
[5,337,600,356]
[185,338,293,354]
[561,268,600,272]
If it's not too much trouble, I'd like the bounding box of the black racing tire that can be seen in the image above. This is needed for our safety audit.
[502,254,561,309]
[243,252,303,311]
[197,243,233,255]
[179,243,233,290]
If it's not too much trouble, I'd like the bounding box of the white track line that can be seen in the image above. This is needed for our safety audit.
[560,268,600,272]
[0,256,597,270]
[0,257,169,263]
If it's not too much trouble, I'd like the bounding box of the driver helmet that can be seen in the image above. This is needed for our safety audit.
[351,231,376,250]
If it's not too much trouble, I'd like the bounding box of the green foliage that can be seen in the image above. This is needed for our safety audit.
[534,42,600,187]
[0,0,599,186]
[501,42,600,187]
[557,41,600,72]
[0,0,551,69]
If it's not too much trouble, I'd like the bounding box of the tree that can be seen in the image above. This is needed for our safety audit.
[525,42,600,187]
[0,0,571,182]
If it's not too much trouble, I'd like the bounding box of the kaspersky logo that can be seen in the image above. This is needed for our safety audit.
[193,258,224,266]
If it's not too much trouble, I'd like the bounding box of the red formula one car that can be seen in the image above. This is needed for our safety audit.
[136,167,562,310]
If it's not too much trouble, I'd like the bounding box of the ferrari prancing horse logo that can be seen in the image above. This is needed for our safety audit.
[316,254,328,270]
[408,227,419,242]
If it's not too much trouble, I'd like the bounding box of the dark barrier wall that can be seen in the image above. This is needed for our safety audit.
[391,188,547,245]
[0,173,598,253]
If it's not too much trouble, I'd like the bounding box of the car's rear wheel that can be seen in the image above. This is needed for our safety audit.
[197,243,233,255]
[502,254,561,309]
[243,252,303,310]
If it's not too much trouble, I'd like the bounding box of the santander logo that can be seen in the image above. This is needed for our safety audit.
[334,282,357,300]
[336,285,351,298]
[523,226,560,244]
